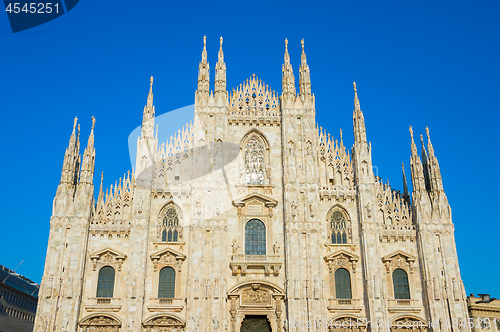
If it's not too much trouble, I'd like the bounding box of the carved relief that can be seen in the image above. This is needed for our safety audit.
[150,248,186,272]
[242,287,270,304]
[79,315,121,331]
[324,250,359,274]
[382,251,416,274]
[90,248,127,271]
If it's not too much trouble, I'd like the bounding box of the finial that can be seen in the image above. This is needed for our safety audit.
[420,134,424,143]
[301,39,305,52]
[353,81,357,93]
[150,76,153,88]
[409,126,414,141]
[91,116,96,131]
[426,126,431,140]
[285,38,288,48]
[220,36,223,47]
[73,116,78,131]
[203,35,206,48]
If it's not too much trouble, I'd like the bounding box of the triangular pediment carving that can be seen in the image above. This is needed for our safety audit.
[150,247,186,261]
[90,248,127,271]
[324,249,359,263]
[90,248,127,261]
[324,250,359,273]
[150,247,186,272]
[233,193,278,208]
[381,250,416,274]
[382,250,416,263]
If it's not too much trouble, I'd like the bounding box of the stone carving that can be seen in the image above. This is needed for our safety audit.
[61,315,69,332]
[212,317,219,331]
[308,202,315,218]
[291,201,298,218]
[128,317,135,331]
[242,287,269,304]
[365,202,372,219]
[382,251,415,274]
[273,241,280,254]
[231,239,239,254]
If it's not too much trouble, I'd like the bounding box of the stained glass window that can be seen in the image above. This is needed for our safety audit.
[331,210,348,244]
[96,266,115,298]
[161,207,179,242]
[245,219,266,255]
[393,268,410,299]
[335,268,352,299]
[245,138,265,185]
[158,267,175,298]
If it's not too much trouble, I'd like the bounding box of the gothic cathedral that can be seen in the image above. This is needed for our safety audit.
[33,37,471,332]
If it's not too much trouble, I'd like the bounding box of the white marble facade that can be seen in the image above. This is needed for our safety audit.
[33,37,471,332]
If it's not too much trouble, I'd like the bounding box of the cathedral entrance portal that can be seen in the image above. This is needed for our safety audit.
[241,316,271,332]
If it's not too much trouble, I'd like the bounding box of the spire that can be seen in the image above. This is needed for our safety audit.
[147,76,153,107]
[196,35,210,101]
[426,126,435,158]
[281,38,296,101]
[60,117,81,186]
[409,126,427,193]
[78,116,96,185]
[299,39,311,99]
[214,36,227,98]
[425,127,444,192]
[402,162,410,204]
[141,76,155,139]
[352,82,366,143]
[420,134,431,191]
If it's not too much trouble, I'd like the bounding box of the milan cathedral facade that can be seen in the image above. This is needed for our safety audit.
[33,37,470,332]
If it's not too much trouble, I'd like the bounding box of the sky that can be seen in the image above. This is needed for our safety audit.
[1,0,499,297]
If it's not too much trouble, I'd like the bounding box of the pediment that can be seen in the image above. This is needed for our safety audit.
[150,247,186,261]
[233,193,278,208]
[90,248,127,261]
[324,249,359,263]
[79,314,121,326]
[143,313,185,327]
[382,250,416,263]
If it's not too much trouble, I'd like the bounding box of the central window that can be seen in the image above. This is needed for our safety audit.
[96,266,115,298]
[245,138,265,185]
[158,267,175,298]
[331,210,348,244]
[245,219,266,255]
[162,207,179,242]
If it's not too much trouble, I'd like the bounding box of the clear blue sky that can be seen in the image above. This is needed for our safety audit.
[1,0,499,297]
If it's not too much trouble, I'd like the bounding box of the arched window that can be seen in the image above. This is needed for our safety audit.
[96,266,115,298]
[392,268,410,299]
[330,210,348,244]
[245,138,265,185]
[245,219,266,255]
[335,268,352,299]
[161,207,179,242]
[158,267,175,298]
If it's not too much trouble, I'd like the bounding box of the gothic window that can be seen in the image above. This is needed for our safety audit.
[245,138,265,185]
[96,266,115,298]
[330,210,349,244]
[161,207,179,242]
[335,268,352,299]
[245,219,266,255]
[392,268,410,299]
[158,267,175,298]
